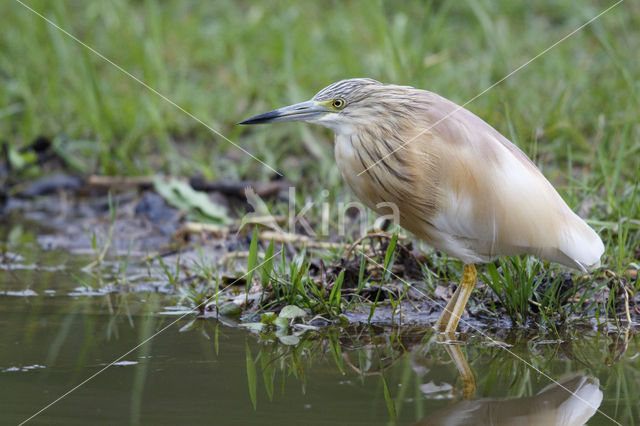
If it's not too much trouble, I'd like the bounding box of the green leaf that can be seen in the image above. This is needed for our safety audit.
[274,316,289,330]
[218,302,242,316]
[278,334,300,345]
[7,146,27,170]
[239,186,277,231]
[279,305,308,319]
[153,176,231,224]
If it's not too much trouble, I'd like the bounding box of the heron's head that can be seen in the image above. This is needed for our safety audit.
[239,78,407,134]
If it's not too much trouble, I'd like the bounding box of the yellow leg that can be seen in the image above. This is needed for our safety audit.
[433,279,464,332]
[433,264,477,334]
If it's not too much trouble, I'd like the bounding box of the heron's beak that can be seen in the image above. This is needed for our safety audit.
[237,100,329,125]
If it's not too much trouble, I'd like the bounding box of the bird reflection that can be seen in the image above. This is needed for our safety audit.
[414,339,603,426]
[437,335,476,400]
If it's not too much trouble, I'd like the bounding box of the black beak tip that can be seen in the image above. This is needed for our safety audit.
[237,110,282,126]
[237,118,257,125]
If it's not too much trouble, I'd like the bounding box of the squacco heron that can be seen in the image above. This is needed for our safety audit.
[239,78,604,334]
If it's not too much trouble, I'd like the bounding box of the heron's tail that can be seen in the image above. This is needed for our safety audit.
[558,212,604,272]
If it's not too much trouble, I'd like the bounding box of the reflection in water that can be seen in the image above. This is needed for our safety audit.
[437,335,476,400]
[0,225,634,424]
[0,293,632,425]
[414,336,603,426]
[246,327,613,425]
[415,374,602,426]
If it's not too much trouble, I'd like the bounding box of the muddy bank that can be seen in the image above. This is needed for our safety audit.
[1,173,637,334]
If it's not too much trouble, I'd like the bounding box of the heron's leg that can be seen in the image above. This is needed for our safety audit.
[438,334,476,399]
[433,281,464,332]
[443,264,477,334]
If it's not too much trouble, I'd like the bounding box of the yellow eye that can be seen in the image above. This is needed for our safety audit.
[331,98,346,109]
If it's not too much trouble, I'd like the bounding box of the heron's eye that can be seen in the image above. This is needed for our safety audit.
[331,98,346,109]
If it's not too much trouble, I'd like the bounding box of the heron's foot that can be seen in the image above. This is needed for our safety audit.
[433,284,462,332]
[433,264,477,334]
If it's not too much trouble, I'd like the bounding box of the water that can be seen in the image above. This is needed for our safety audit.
[1,221,638,425]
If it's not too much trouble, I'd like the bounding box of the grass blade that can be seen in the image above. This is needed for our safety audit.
[245,227,259,305]
[245,339,257,410]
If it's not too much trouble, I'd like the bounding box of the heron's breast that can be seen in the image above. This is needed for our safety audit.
[334,134,441,232]
[334,134,382,210]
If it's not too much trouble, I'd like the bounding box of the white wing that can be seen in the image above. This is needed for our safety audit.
[419,96,603,270]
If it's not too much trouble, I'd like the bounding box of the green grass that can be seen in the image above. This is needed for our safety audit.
[2,0,639,323]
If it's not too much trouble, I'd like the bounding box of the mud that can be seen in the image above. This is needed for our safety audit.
[2,180,638,330]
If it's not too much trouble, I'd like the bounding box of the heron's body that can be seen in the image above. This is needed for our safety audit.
[239,78,604,334]
[331,85,602,271]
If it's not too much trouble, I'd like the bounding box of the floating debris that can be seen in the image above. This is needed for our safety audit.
[2,364,45,372]
[112,361,138,367]
[2,289,38,297]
